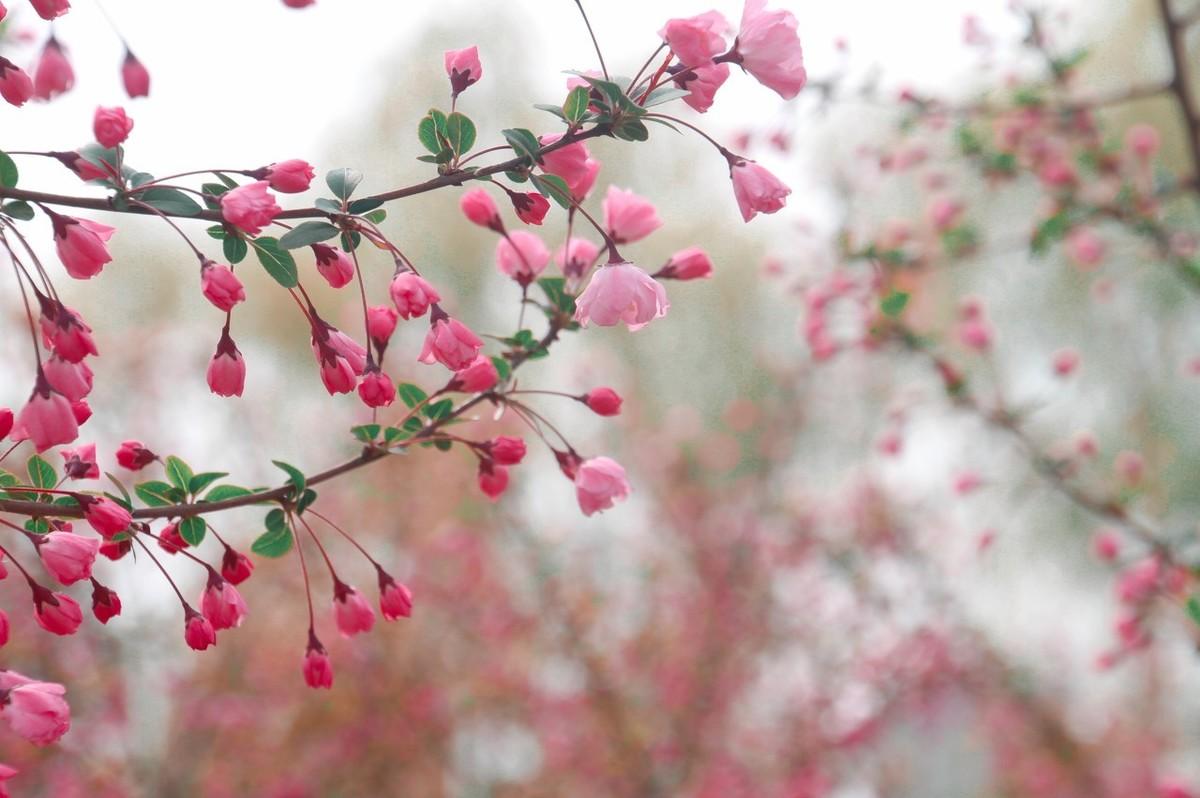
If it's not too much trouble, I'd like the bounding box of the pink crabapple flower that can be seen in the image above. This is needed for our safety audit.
[91,581,121,624]
[303,639,333,689]
[495,230,551,284]
[158,523,188,555]
[325,327,367,374]
[584,387,623,416]
[283,0,315,7]
[184,610,216,651]
[574,457,631,516]
[12,376,78,452]
[728,158,791,222]
[39,302,97,363]
[659,10,731,68]
[71,400,92,427]
[574,260,670,331]
[570,158,602,201]
[1125,123,1161,159]
[419,311,484,371]
[0,409,11,441]
[37,532,99,586]
[30,0,70,20]
[488,436,527,466]
[219,181,281,236]
[82,496,131,539]
[333,583,376,637]
[508,191,551,226]
[43,357,93,403]
[221,548,254,585]
[312,243,355,289]
[116,440,156,470]
[59,442,98,479]
[200,261,246,311]
[538,133,593,190]
[657,247,713,280]
[51,213,115,280]
[92,106,133,148]
[730,0,807,100]
[99,539,132,561]
[378,573,413,620]
[358,370,396,408]
[33,38,74,100]
[1052,348,1080,377]
[1,679,70,745]
[0,58,33,107]
[444,46,482,96]
[201,576,248,631]
[33,590,83,636]
[460,189,503,231]
[451,355,499,393]
[121,50,150,98]
[314,346,356,395]
[366,305,399,347]
[676,62,730,113]
[1065,226,1106,269]
[0,612,7,647]
[264,159,315,193]
[207,331,246,397]
[477,461,510,501]
[603,186,663,244]
[389,272,440,319]
[556,237,601,282]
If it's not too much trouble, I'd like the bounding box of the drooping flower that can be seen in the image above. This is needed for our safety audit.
[220,547,254,585]
[495,231,550,284]
[264,159,315,193]
[377,571,413,621]
[312,243,355,289]
[200,575,248,631]
[366,305,399,349]
[450,355,499,393]
[488,436,526,466]
[121,50,150,98]
[29,0,70,20]
[574,260,669,331]
[539,133,593,191]
[419,309,483,371]
[460,189,504,231]
[184,609,216,651]
[659,10,731,67]
[556,237,601,283]
[656,247,713,280]
[207,330,246,398]
[36,532,99,585]
[477,461,509,501]
[50,213,115,280]
[674,62,730,113]
[81,496,131,539]
[33,38,74,101]
[729,0,807,100]
[220,181,281,236]
[42,357,93,403]
[33,589,83,636]
[603,186,663,244]
[1,679,70,745]
[332,582,375,637]
[115,440,156,471]
[90,580,121,624]
[584,387,623,416]
[303,635,333,689]
[92,106,133,148]
[38,300,98,363]
[59,442,98,479]
[444,46,482,96]
[0,58,33,107]
[357,370,396,408]
[12,374,78,452]
[574,456,631,516]
[157,522,188,555]
[389,272,440,319]
[728,158,791,222]
[508,191,551,226]
[0,409,11,441]
[200,261,246,311]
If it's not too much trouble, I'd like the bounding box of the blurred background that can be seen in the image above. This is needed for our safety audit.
[3,0,1200,795]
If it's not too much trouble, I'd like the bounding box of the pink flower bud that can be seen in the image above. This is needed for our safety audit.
[477,461,509,501]
[207,331,246,398]
[29,0,70,20]
[419,313,483,371]
[184,610,216,651]
[283,0,315,7]
[82,497,131,539]
[953,471,982,495]
[325,328,367,374]
[92,106,133,148]
[219,181,281,236]
[1125,123,1161,159]
[556,237,601,281]
[489,436,526,466]
[311,243,355,289]
[444,46,482,96]
[603,186,663,244]
[0,58,34,107]
[70,400,91,426]
[732,0,807,99]
[1114,450,1145,485]
[366,305,398,346]
[50,213,115,280]
[539,133,593,192]
[121,50,150,98]
[221,547,254,585]
[33,38,74,101]
[729,159,791,222]
[33,590,83,636]
[317,351,356,395]
[303,637,333,689]
[0,610,8,647]
[508,191,551,226]
[495,231,550,284]
[1092,529,1120,562]
[1052,348,1080,377]
[115,440,156,470]
[200,261,246,311]
[926,197,963,232]
[389,272,440,319]
[658,247,713,280]
[90,581,121,624]
[265,159,314,193]
[1065,227,1106,270]
[584,387,622,416]
[451,355,499,393]
[575,260,669,331]
[332,583,375,637]
[460,189,503,231]
[99,539,132,561]
[0,408,11,440]
[12,377,78,452]
[39,301,97,363]
[357,370,396,408]
[574,456,631,516]
[158,522,187,555]
[200,575,248,631]
[36,532,99,585]
[43,357,93,403]
[378,573,413,621]
[1,679,70,745]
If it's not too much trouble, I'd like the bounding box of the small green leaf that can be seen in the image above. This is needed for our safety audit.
[563,86,590,123]
[296,488,318,515]
[251,237,300,288]
[612,118,649,142]
[138,187,203,216]
[433,439,453,452]
[397,383,428,409]
[502,128,545,165]
[223,235,248,264]
[444,112,477,156]
[204,484,254,503]
[0,151,18,189]
[165,456,194,493]
[1,200,34,221]
[537,276,576,314]
[188,471,228,495]
[25,518,49,535]
[348,197,384,215]
[135,480,180,507]
[179,516,207,546]
[363,209,387,224]
[351,424,381,443]
[252,510,294,558]
[417,115,442,155]
[326,168,363,201]
[27,455,56,490]
[880,291,910,317]
[206,225,228,240]
[279,220,340,249]
[314,197,343,214]
[491,356,512,382]
[423,399,454,421]
[272,460,306,495]
[1188,595,1200,627]
[640,86,689,108]
[105,471,133,507]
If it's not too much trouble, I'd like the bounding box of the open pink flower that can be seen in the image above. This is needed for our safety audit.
[390,272,440,319]
[59,442,98,479]
[303,637,333,689]
[33,590,83,636]
[12,375,78,452]
[207,330,246,397]
[51,214,115,280]
[574,260,669,331]
[570,158,602,201]
[30,0,70,20]
[1,680,70,745]
[660,10,730,67]
[676,62,730,113]
[265,159,315,193]
[33,38,74,100]
[43,357,93,403]
[451,355,499,393]
[731,0,806,100]
[574,456,631,516]
[121,50,150,98]
[461,189,503,231]
[37,532,99,586]
[220,181,281,236]
[445,46,482,96]
[200,261,246,311]
[729,159,790,222]
[603,186,663,244]
[312,243,355,289]
[0,58,33,107]
[39,301,97,363]
[539,133,593,190]
[93,106,133,148]
[419,312,483,371]
[201,576,248,631]
[496,231,550,284]
[333,583,375,637]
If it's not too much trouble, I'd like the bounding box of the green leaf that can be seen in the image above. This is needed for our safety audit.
[326,168,363,201]
[25,518,49,535]
[612,118,649,142]
[563,86,590,123]
[423,399,454,421]
[314,197,343,214]
[279,220,340,249]
[363,208,387,224]
[188,471,228,495]
[531,174,573,210]
[252,509,294,557]
[444,112,477,156]
[251,237,300,288]
[417,115,442,155]
[206,224,228,240]
[105,471,133,507]
[348,197,384,215]
[165,456,194,493]
[1031,213,1071,256]
[0,151,18,188]
[27,455,56,490]
[135,480,180,507]
[200,182,228,210]
[534,104,569,122]
[204,484,254,503]
[296,488,318,515]
[351,424,381,443]
[223,235,248,265]
[640,86,689,108]
[179,516,207,546]
[537,276,575,314]
[502,128,545,165]
[1,200,34,221]
[138,187,203,216]
[272,460,306,495]
[1188,595,1200,627]
[433,439,453,451]
[491,356,512,382]
[397,383,428,409]
[880,291,910,317]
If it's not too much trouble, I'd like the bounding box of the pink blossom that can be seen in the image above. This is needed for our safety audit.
[570,158,602,201]
[59,441,98,479]
[121,50,150,98]
[0,409,11,441]
[659,10,731,67]
[389,272,440,319]
[733,0,807,99]
[0,58,33,107]
[71,399,91,426]
[29,0,70,20]
[729,159,791,222]
[1092,530,1120,562]
[460,189,503,231]
[12,377,78,452]
[1,680,70,745]
[477,461,509,501]
[451,355,499,392]
[158,522,188,555]
[99,539,132,561]
[496,231,550,283]
[677,62,730,113]
[82,497,131,539]
[1114,450,1145,485]
[0,763,15,798]
[43,357,93,403]
[1065,227,1106,269]
[575,260,669,331]
[445,46,482,96]
[539,133,593,191]
[489,436,526,466]
[357,370,396,408]
[658,247,713,280]
[37,532,99,585]
[52,214,115,280]
[333,583,376,637]
[603,186,663,244]
[0,612,7,647]
[90,582,121,624]
[312,243,355,289]
[303,639,333,689]
[220,181,281,236]
[315,347,356,394]
[33,591,83,636]
[956,318,992,351]
[93,106,133,148]
[419,313,484,371]
[1126,123,1161,159]
[39,302,97,363]
[207,331,246,397]
[33,38,74,100]
[200,261,246,311]
[574,456,631,516]
[927,197,963,232]
[378,575,413,620]
[184,610,216,651]
[585,387,623,416]
[283,0,315,7]
[265,159,315,193]
[221,547,254,585]
[366,305,399,347]
[1052,348,1080,377]
[556,238,601,285]
[509,191,551,226]
[953,471,982,495]
[201,577,248,631]
[115,440,156,470]
[325,328,367,374]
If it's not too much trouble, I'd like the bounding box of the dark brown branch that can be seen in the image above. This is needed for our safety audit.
[1158,0,1200,174]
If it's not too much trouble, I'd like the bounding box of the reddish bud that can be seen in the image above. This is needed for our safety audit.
[220,547,254,585]
[115,440,156,470]
[184,609,216,651]
[584,387,622,416]
[477,461,509,501]
[92,106,133,148]
[488,436,526,466]
[90,580,121,624]
[121,50,150,98]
